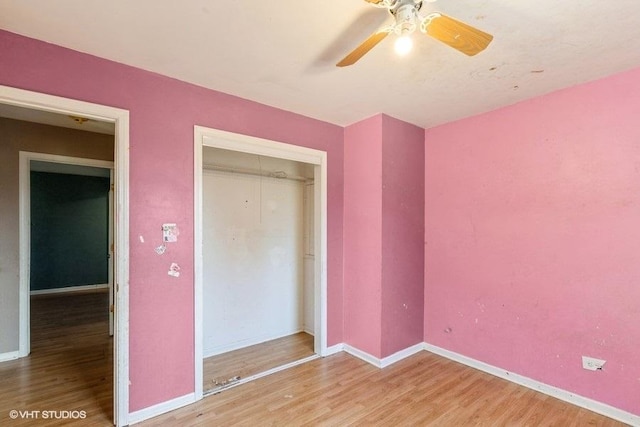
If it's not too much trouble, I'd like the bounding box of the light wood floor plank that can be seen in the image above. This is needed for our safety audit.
[0,292,627,426]
[0,291,112,426]
[143,351,625,427]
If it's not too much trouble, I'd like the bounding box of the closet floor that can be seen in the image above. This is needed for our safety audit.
[203,332,314,393]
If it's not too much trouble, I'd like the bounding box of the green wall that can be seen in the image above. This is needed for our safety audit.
[30,172,110,291]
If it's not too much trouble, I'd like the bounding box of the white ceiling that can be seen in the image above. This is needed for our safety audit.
[0,103,115,134]
[1,0,640,129]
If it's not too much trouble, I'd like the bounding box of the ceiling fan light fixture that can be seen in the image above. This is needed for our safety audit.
[394,34,413,56]
[68,115,89,125]
[337,0,493,66]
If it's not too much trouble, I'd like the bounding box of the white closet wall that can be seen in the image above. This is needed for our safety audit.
[202,149,314,357]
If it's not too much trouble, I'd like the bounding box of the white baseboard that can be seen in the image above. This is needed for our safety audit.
[129,392,195,425]
[380,343,425,368]
[344,344,382,367]
[0,351,20,363]
[30,283,108,296]
[324,343,344,357]
[343,342,424,369]
[424,343,640,426]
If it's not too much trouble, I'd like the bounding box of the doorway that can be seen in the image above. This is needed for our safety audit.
[194,126,328,400]
[0,85,130,426]
[23,154,115,338]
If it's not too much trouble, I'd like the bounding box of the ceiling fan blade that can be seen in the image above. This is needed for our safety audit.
[336,29,391,67]
[421,13,493,56]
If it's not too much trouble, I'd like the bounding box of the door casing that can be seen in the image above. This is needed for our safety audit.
[193,125,329,400]
[1,85,130,427]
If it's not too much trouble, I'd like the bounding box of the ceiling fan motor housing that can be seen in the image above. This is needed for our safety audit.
[390,0,422,35]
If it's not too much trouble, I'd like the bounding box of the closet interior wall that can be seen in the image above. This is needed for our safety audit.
[201,147,315,357]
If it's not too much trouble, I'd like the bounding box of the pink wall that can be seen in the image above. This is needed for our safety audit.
[344,114,424,359]
[0,30,344,412]
[344,115,383,357]
[424,67,640,415]
[5,25,639,419]
[381,115,424,357]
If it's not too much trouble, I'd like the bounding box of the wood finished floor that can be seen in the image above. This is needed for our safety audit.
[0,291,112,426]
[147,351,625,427]
[0,292,627,426]
[203,332,315,393]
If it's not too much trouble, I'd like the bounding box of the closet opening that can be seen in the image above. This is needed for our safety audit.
[194,126,327,399]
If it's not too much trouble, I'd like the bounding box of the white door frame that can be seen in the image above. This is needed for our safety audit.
[193,125,328,400]
[109,169,115,337]
[1,85,130,427]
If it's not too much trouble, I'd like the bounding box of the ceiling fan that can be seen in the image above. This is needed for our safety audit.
[337,0,493,67]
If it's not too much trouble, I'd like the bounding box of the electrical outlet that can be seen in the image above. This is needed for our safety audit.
[582,356,606,371]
